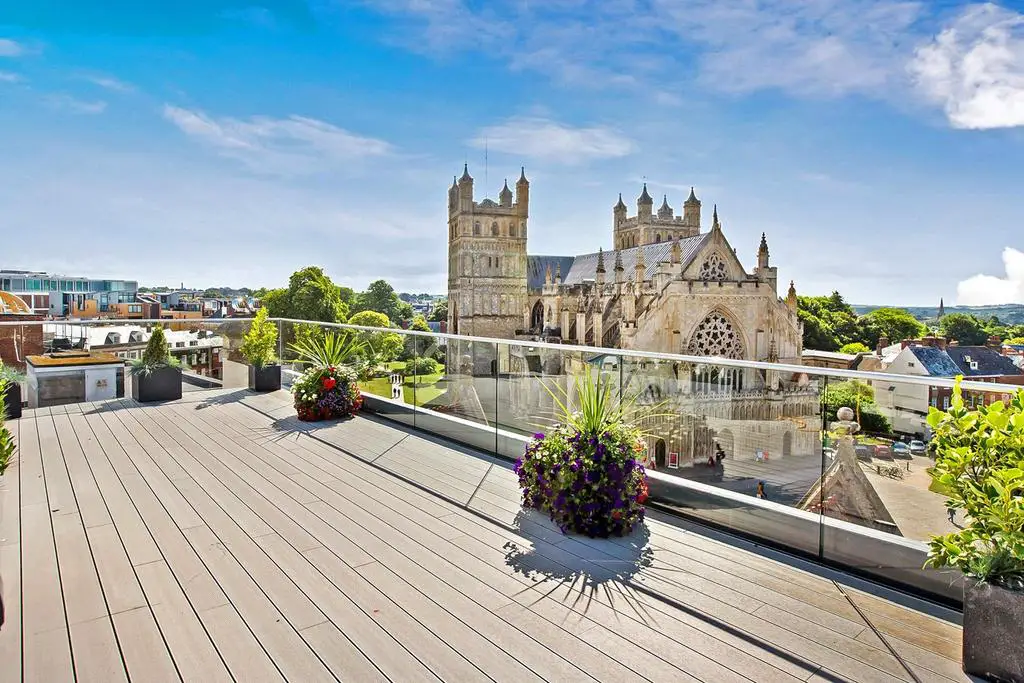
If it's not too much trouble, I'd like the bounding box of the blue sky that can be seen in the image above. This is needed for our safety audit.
[1,1,1023,305]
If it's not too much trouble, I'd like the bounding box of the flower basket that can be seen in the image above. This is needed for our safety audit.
[291,365,363,421]
[515,423,649,538]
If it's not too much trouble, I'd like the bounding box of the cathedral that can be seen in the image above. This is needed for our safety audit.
[446,165,804,370]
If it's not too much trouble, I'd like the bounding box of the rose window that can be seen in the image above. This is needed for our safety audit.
[698,253,727,280]
[688,312,744,359]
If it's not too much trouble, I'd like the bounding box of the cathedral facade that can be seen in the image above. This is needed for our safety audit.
[447,166,804,369]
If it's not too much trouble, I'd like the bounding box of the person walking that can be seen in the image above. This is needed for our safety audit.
[756,481,767,500]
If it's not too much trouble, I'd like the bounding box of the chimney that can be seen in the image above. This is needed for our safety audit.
[877,336,889,354]
[987,335,1002,350]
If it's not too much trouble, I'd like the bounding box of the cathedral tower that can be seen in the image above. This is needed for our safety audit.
[447,166,529,341]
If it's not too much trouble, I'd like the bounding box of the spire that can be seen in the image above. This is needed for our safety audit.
[938,297,945,318]
[460,164,472,183]
[757,231,770,269]
[614,193,626,211]
[555,262,562,283]
[545,263,553,285]
[614,250,624,271]
[499,179,513,206]
[638,183,653,205]
[759,232,769,253]
[596,247,606,273]
[786,280,798,311]
[658,194,673,219]
[712,204,720,231]
[686,186,699,204]
[517,166,528,184]
[451,176,457,189]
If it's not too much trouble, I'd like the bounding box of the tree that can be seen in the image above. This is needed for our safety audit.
[428,300,448,322]
[338,286,356,308]
[940,313,988,346]
[261,267,348,324]
[862,307,925,347]
[202,288,224,298]
[401,314,433,359]
[823,380,891,435]
[348,310,403,362]
[840,342,871,354]
[798,309,839,351]
[354,279,413,323]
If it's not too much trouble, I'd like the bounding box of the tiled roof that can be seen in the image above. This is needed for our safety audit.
[562,234,708,285]
[526,255,576,291]
[946,346,1023,377]
[908,346,961,376]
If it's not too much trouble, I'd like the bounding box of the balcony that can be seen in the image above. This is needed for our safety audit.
[0,385,968,682]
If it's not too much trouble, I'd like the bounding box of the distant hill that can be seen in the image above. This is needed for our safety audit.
[852,303,1024,324]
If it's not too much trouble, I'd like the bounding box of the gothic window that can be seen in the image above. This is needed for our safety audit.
[473,222,481,236]
[688,311,744,359]
[698,253,728,281]
[492,222,499,236]
[509,224,516,237]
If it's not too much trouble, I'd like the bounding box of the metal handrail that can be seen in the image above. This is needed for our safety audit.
[2,316,1023,394]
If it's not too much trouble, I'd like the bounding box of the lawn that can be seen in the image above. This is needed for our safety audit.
[359,366,447,407]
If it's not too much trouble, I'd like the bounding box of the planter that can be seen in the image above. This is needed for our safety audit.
[249,364,281,392]
[2,382,21,420]
[963,580,1024,682]
[131,366,182,403]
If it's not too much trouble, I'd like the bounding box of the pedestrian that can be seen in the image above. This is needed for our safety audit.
[948,507,956,524]
[756,481,767,500]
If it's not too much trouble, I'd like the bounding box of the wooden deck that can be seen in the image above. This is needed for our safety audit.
[0,388,969,682]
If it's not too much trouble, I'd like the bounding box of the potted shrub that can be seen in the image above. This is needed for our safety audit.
[130,326,182,402]
[240,308,281,392]
[515,365,654,538]
[0,364,25,419]
[1,377,15,475]
[926,380,1024,682]
[288,331,364,421]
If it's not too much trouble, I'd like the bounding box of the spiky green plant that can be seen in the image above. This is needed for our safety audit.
[130,325,181,376]
[0,378,14,475]
[240,308,278,368]
[288,330,364,369]
[542,363,669,437]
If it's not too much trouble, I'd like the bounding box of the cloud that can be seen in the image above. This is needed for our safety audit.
[470,117,634,164]
[0,38,24,57]
[162,105,393,174]
[80,73,134,92]
[957,247,1024,304]
[46,94,107,114]
[910,3,1024,129]
[0,71,21,83]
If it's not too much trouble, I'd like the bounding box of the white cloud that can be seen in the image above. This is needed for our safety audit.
[0,38,24,57]
[910,3,1024,129]
[162,105,393,174]
[470,117,634,164]
[957,247,1024,304]
[0,71,21,83]
[46,94,107,114]
[81,73,134,92]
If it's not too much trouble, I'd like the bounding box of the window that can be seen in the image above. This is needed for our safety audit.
[509,225,516,237]
[942,396,950,410]
[473,222,481,236]
[907,362,915,368]
[491,222,499,236]
[929,396,937,407]
[697,253,728,280]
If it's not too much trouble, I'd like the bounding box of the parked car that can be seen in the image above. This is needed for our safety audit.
[909,440,927,455]
[891,442,911,458]
[873,444,893,459]
[854,445,873,462]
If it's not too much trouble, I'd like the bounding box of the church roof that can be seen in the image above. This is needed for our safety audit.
[561,234,708,286]
[527,255,575,291]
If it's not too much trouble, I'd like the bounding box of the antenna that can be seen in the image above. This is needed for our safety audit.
[484,138,488,188]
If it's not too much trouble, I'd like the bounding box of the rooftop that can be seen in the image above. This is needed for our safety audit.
[0,389,966,683]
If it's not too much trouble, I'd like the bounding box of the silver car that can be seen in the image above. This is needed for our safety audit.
[909,440,927,455]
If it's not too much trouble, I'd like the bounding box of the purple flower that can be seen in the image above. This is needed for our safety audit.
[534,432,545,440]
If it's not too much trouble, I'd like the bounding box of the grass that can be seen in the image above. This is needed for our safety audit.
[359,365,447,407]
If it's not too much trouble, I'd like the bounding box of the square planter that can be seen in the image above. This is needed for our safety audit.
[249,364,281,392]
[131,366,182,403]
[963,580,1024,682]
[2,382,22,420]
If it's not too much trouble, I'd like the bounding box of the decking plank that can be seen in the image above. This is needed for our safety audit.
[68,616,128,682]
[111,606,180,683]
[0,414,21,678]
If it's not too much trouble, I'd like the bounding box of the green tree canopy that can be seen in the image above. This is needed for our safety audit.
[840,342,871,354]
[261,267,349,324]
[354,279,413,323]
[348,310,403,362]
[202,288,224,298]
[862,307,926,347]
[940,313,989,345]
[428,300,448,323]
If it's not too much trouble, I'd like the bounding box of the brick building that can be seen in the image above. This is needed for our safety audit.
[0,291,44,370]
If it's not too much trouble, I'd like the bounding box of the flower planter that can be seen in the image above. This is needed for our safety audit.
[516,426,649,538]
[963,580,1024,682]
[248,364,281,392]
[291,365,363,421]
[131,366,182,403]
[2,382,21,419]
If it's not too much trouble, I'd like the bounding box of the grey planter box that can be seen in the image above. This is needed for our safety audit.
[249,364,281,392]
[2,382,21,419]
[131,366,182,403]
[963,580,1024,682]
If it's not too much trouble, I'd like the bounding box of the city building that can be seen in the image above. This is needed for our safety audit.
[83,324,224,379]
[0,269,139,317]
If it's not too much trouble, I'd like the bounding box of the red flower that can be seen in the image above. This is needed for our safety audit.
[637,478,650,505]
[328,367,336,373]
[322,377,337,390]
